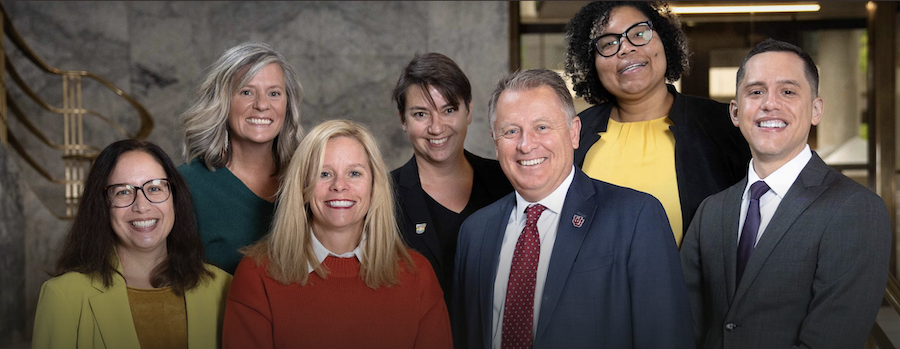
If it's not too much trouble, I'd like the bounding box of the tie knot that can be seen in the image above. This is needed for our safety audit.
[749,181,770,200]
[525,204,547,220]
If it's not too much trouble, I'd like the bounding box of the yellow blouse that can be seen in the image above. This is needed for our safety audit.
[127,286,188,349]
[582,116,684,246]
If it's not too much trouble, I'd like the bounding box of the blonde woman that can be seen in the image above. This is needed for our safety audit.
[179,42,304,274]
[223,120,451,349]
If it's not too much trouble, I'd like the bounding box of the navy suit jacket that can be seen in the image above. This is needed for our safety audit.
[452,168,695,348]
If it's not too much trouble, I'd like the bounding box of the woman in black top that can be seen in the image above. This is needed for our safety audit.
[390,53,513,306]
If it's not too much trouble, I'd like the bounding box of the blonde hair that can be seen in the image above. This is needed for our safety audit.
[180,42,304,176]
[243,119,413,288]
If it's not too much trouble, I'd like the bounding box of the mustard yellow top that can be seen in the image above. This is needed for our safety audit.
[127,286,188,349]
[582,116,684,246]
[32,262,232,349]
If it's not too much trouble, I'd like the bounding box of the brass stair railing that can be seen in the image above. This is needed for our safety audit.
[0,3,153,218]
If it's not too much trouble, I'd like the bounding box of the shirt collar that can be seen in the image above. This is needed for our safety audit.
[744,144,812,200]
[513,166,576,221]
[308,231,364,273]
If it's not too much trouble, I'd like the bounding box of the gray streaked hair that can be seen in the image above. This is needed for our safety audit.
[487,69,577,134]
[180,42,304,176]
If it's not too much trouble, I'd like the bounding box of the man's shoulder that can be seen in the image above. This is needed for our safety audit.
[819,164,885,206]
[464,193,514,224]
[577,174,661,206]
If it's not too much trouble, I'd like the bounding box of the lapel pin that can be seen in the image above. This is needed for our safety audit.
[415,223,427,235]
[572,214,585,228]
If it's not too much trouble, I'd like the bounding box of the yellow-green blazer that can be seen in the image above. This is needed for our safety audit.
[32,264,232,349]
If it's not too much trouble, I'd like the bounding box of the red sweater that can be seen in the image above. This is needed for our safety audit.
[223,250,452,348]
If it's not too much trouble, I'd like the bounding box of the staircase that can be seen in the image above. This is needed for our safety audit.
[0,2,153,346]
[1,2,152,219]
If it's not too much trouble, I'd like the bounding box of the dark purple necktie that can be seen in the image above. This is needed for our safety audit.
[737,181,770,285]
[502,204,547,349]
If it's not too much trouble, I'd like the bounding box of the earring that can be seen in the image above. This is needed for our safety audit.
[221,129,229,159]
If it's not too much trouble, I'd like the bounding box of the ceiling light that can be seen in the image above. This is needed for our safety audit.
[671,4,821,15]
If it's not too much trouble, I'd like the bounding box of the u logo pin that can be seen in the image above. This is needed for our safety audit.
[572,214,585,228]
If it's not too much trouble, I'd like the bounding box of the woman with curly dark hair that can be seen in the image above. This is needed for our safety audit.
[565,1,750,247]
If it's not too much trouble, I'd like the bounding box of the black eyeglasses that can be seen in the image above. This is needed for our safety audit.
[105,178,171,208]
[592,21,654,57]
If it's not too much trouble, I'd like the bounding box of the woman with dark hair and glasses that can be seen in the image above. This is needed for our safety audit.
[32,140,231,349]
[565,1,750,247]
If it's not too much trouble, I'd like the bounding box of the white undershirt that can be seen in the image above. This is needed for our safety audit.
[308,231,364,273]
[491,166,575,349]
[738,145,812,245]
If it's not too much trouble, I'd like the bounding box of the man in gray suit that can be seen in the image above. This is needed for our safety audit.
[681,38,892,349]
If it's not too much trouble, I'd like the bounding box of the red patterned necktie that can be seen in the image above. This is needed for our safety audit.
[502,204,547,349]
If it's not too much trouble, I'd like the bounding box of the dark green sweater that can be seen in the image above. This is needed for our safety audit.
[178,161,275,274]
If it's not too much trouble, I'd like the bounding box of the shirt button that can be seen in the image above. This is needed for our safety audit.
[725,323,736,331]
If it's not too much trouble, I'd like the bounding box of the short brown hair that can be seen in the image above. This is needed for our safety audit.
[391,52,472,123]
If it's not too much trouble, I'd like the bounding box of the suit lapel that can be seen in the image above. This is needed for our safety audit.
[89,270,141,348]
[480,196,516,348]
[733,154,829,302]
[722,178,747,303]
[535,170,596,340]
[397,157,443,265]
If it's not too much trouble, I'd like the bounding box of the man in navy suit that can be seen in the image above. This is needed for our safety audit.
[452,69,694,348]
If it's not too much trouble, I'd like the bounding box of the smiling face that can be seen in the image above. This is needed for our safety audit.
[492,86,580,202]
[228,63,287,148]
[593,5,668,101]
[310,136,373,236]
[401,85,472,166]
[109,151,175,255]
[731,51,824,175]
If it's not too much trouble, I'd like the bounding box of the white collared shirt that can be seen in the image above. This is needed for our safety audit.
[738,145,812,245]
[491,166,576,349]
[308,231,364,274]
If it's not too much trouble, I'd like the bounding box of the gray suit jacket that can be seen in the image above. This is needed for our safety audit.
[681,152,892,349]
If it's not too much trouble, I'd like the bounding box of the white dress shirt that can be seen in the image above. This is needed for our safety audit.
[491,166,575,349]
[738,145,812,245]
[308,231,364,273]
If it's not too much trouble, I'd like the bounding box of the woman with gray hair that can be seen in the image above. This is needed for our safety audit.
[565,1,749,247]
[178,42,304,274]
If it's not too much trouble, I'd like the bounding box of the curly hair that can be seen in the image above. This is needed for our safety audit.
[564,1,690,105]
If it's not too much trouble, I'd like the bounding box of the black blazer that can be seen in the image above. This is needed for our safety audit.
[575,85,751,236]
[391,151,513,303]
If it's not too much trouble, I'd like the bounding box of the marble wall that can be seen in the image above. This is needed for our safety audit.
[1,1,509,340]
[0,142,25,346]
